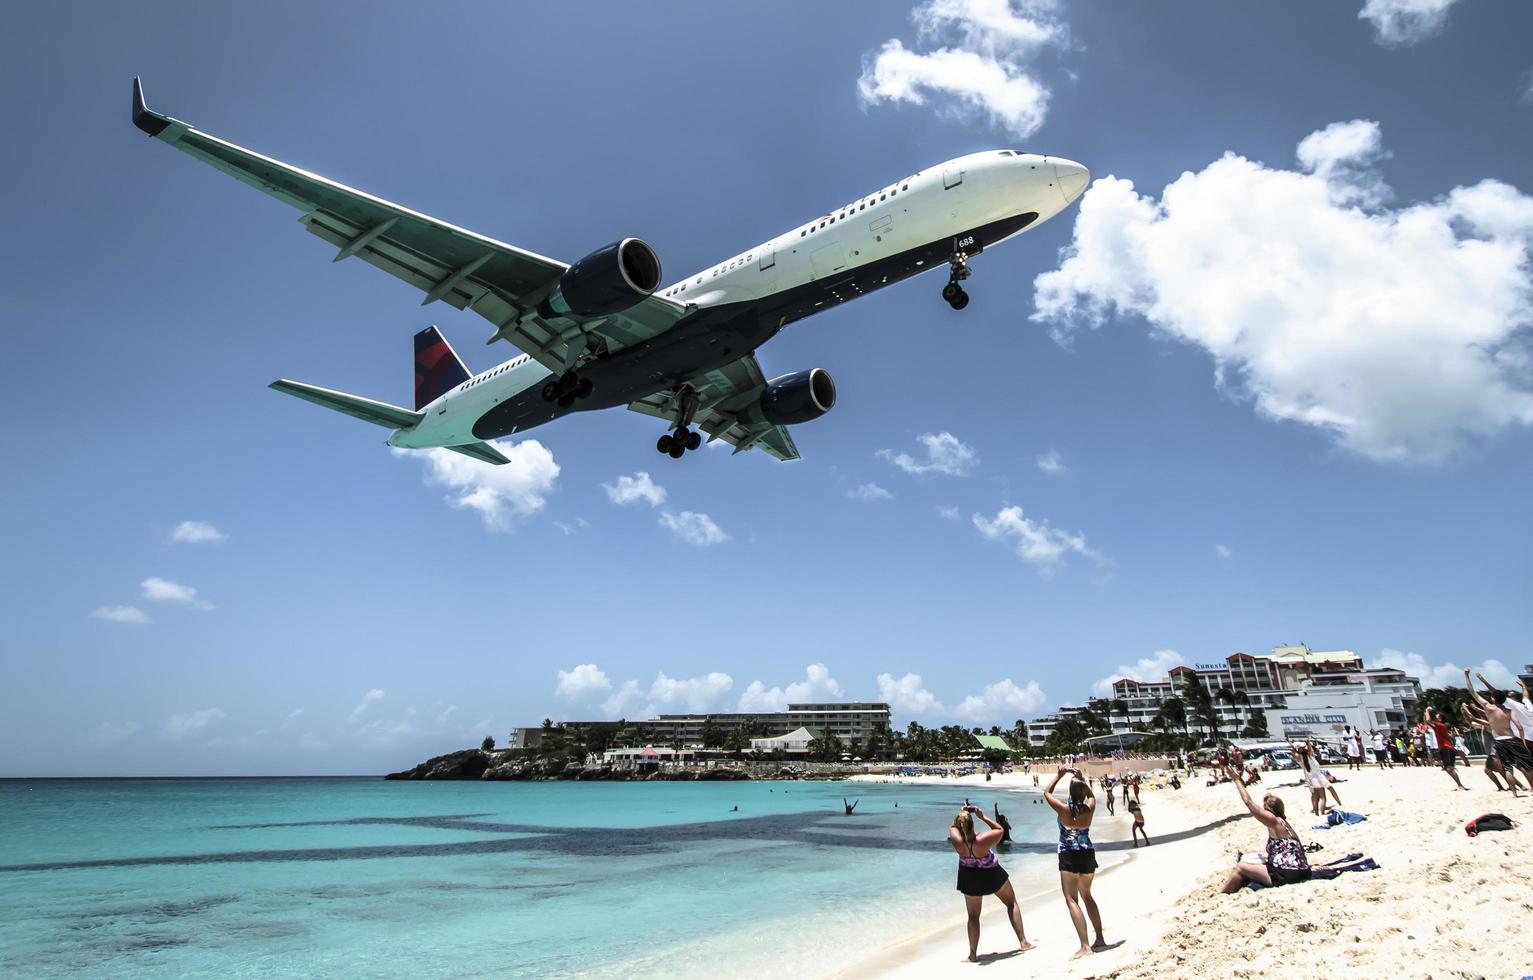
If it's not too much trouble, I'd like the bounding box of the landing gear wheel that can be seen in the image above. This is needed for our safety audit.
[942,282,962,304]
[576,377,594,399]
[541,380,559,402]
[657,434,674,454]
[950,289,970,310]
[557,392,576,409]
[668,443,686,459]
[686,430,702,451]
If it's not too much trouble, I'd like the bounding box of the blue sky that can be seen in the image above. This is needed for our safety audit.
[2,0,1530,775]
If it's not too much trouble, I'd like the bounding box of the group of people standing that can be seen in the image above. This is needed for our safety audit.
[947,767,1112,963]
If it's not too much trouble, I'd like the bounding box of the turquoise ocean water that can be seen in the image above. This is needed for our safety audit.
[0,778,1060,978]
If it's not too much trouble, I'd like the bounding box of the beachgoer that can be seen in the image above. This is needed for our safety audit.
[1127,799,1149,846]
[1103,781,1115,815]
[1504,675,1533,757]
[948,805,1034,962]
[1131,773,1141,803]
[994,804,1013,844]
[1043,767,1107,960]
[1452,728,1470,767]
[1369,729,1392,768]
[1465,669,1533,790]
[1219,756,1310,893]
[1294,739,1342,815]
[1343,726,1362,772]
[1464,702,1525,794]
[1424,709,1468,790]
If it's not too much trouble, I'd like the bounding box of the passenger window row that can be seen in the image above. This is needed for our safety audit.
[799,180,912,237]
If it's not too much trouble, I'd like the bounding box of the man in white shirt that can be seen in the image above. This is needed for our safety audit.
[1368,729,1392,768]
[1493,672,1533,751]
[1466,669,1533,790]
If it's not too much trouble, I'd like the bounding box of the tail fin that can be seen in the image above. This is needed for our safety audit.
[415,326,470,409]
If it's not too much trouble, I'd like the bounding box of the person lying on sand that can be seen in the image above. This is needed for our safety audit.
[1219,754,1311,893]
[948,804,1034,962]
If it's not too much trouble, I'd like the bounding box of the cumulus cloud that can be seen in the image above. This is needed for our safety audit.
[877,672,944,716]
[141,577,214,609]
[90,605,151,625]
[1215,544,1233,559]
[1371,648,1518,690]
[1358,0,1458,46]
[401,440,559,530]
[170,520,225,544]
[603,472,667,507]
[163,707,226,740]
[738,664,845,712]
[348,689,385,725]
[1036,449,1067,475]
[953,678,1047,723]
[880,432,978,476]
[556,664,613,700]
[847,482,894,502]
[936,505,962,520]
[1092,648,1184,697]
[973,505,1101,568]
[1032,121,1533,464]
[601,671,736,719]
[858,0,1065,138]
[660,510,729,546]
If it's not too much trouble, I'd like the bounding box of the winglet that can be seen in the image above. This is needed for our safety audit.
[131,76,171,136]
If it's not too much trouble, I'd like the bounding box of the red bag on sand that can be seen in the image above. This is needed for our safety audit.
[1464,813,1519,837]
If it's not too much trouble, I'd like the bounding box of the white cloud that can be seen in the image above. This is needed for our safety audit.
[659,510,729,546]
[1036,449,1066,475]
[97,720,140,742]
[163,707,226,740]
[1358,0,1458,46]
[877,672,945,716]
[738,664,845,712]
[90,605,151,625]
[879,432,978,476]
[936,505,961,520]
[556,664,613,700]
[973,505,1101,568]
[1521,70,1533,107]
[603,472,667,507]
[170,521,225,544]
[954,678,1047,723]
[597,670,737,720]
[280,709,305,730]
[1032,122,1533,464]
[348,689,385,725]
[1215,544,1233,559]
[601,680,644,719]
[858,0,1064,138]
[401,440,559,530]
[1371,648,1518,691]
[1091,648,1184,697]
[846,482,894,502]
[140,577,213,609]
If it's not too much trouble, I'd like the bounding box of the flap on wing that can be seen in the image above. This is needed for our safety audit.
[445,441,510,466]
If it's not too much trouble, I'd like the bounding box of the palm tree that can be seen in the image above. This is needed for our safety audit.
[1161,697,1189,746]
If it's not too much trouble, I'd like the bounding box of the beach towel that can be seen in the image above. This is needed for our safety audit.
[1465,813,1520,837]
[1311,809,1367,829]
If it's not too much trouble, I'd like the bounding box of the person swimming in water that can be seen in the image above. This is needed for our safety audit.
[947,804,1034,962]
[1044,767,1108,960]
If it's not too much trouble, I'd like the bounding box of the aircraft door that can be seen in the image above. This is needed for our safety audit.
[758,244,775,271]
[943,167,963,189]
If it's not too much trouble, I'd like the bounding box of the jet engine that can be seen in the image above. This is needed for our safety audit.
[757,369,837,425]
[545,238,662,318]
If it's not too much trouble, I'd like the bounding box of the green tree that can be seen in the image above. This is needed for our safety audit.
[1046,718,1088,754]
[480,735,495,752]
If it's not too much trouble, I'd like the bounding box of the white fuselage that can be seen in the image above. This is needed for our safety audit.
[391,150,1087,449]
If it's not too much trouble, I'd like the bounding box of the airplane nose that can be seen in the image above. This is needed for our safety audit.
[1053,158,1090,204]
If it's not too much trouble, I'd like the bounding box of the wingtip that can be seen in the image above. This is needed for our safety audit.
[131,75,170,136]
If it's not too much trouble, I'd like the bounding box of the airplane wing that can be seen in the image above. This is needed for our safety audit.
[445,441,512,466]
[130,78,687,375]
[627,353,802,462]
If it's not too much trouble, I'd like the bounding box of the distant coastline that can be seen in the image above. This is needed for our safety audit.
[385,747,880,782]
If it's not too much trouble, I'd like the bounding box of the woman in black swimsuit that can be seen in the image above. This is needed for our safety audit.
[948,804,1035,962]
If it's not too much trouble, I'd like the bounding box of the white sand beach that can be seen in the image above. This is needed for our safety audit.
[843,763,1533,979]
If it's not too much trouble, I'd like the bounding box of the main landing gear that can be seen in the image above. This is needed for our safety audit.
[541,370,594,409]
[943,251,972,310]
[655,385,702,459]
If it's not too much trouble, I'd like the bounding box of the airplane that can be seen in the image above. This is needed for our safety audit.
[131,77,1087,464]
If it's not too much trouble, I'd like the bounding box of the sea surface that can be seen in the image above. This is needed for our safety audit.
[0,777,1061,979]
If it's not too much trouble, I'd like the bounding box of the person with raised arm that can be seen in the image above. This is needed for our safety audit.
[1043,767,1108,960]
[1424,707,1468,790]
[1219,752,1311,893]
[1465,668,1533,789]
[1464,701,1525,794]
[947,803,1034,962]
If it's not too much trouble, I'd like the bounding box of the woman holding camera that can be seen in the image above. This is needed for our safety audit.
[948,803,1034,961]
[1044,767,1108,960]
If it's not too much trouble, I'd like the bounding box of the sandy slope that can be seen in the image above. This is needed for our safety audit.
[842,764,1533,979]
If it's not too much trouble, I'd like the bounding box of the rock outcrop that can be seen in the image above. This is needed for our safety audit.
[385,749,490,780]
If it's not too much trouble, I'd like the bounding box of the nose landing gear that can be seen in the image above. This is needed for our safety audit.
[655,385,704,459]
[540,370,595,409]
[943,251,972,310]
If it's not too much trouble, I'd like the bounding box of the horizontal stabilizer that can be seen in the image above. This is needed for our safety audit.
[269,380,421,429]
[445,441,510,466]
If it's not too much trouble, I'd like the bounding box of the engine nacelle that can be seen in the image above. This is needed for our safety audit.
[757,369,837,426]
[545,238,662,318]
